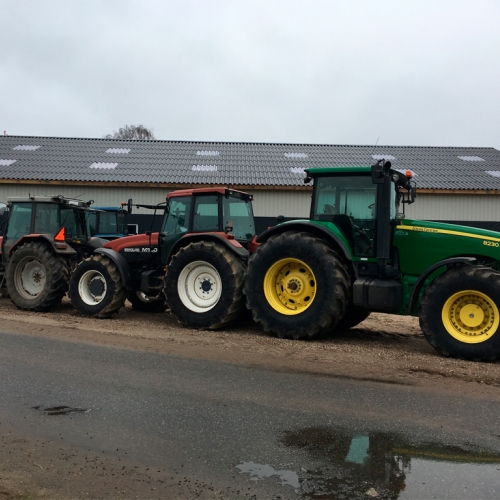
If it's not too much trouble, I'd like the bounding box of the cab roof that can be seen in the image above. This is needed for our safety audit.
[167,187,251,199]
[305,166,371,176]
[7,195,91,208]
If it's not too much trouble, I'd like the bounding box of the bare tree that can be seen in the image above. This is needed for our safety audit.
[105,124,155,140]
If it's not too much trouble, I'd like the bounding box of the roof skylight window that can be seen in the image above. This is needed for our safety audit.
[371,154,396,160]
[13,145,40,151]
[192,165,218,172]
[458,156,484,162]
[289,167,305,174]
[89,162,118,170]
[284,152,308,158]
[197,150,220,156]
[106,148,130,154]
[485,171,500,178]
[0,159,16,166]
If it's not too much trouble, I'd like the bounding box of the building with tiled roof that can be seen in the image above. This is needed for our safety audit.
[1,135,500,232]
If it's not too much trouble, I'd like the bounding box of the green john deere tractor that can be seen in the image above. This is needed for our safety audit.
[244,160,500,362]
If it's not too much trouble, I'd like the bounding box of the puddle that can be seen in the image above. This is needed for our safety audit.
[236,462,299,489]
[237,427,500,499]
[32,405,91,416]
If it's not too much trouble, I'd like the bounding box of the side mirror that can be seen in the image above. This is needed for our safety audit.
[127,198,133,214]
[0,203,6,216]
[408,187,416,204]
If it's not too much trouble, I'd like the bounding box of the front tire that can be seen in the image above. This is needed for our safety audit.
[69,255,126,318]
[243,232,350,339]
[164,241,245,329]
[419,266,500,361]
[126,291,167,313]
[5,241,69,311]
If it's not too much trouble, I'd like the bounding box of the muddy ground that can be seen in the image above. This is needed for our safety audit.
[1,296,500,499]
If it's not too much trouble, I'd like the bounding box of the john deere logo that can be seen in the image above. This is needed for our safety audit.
[395,230,408,236]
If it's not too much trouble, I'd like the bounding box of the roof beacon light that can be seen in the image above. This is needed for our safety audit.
[405,170,413,179]
[54,227,66,241]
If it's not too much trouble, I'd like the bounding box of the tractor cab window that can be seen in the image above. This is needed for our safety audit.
[223,196,255,241]
[99,211,119,234]
[6,203,33,240]
[60,207,87,239]
[162,196,191,234]
[193,195,220,232]
[312,176,376,257]
[88,212,97,235]
[34,203,60,234]
[3,203,33,262]
[117,212,127,235]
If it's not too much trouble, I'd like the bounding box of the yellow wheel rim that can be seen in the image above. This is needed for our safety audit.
[264,258,316,315]
[442,290,499,344]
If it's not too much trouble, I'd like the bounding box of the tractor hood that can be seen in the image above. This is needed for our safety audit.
[394,218,500,275]
[103,232,159,252]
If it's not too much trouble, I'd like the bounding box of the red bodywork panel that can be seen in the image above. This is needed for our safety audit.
[104,232,159,252]
[248,235,260,254]
[0,236,3,255]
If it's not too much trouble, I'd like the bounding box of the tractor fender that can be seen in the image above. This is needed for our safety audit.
[94,248,132,288]
[256,221,353,264]
[9,235,77,257]
[169,233,249,264]
[407,256,477,315]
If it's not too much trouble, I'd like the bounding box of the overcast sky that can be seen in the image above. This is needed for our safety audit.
[2,0,499,148]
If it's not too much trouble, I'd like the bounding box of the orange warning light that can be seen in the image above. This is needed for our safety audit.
[54,227,66,241]
[405,170,413,178]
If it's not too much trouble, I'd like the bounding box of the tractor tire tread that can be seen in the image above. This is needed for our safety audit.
[419,265,500,362]
[244,231,350,339]
[6,241,69,312]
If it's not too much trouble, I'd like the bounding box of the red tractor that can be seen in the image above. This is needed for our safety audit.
[0,196,106,310]
[69,187,258,329]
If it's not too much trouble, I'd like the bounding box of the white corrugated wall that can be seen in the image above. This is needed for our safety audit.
[404,194,500,221]
[0,184,499,221]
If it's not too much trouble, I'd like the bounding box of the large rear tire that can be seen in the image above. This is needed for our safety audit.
[69,255,126,318]
[243,232,350,339]
[419,266,500,361]
[336,305,371,331]
[126,290,167,313]
[164,241,245,329]
[5,241,69,312]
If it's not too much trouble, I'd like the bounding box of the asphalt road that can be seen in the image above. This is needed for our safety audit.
[1,329,500,499]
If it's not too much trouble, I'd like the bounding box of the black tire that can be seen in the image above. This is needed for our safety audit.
[126,290,167,313]
[0,281,9,299]
[69,255,126,318]
[164,241,245,329]
[243,231,351,339]
[336,305,371,331]
[419,266,500,362]
[5,241,69,312]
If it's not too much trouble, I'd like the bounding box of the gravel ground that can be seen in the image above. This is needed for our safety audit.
[1,296,499,395]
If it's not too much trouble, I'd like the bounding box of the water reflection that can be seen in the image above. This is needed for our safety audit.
[279,427,500,499]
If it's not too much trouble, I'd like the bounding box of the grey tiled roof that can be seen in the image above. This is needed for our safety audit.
[1,135,500,190]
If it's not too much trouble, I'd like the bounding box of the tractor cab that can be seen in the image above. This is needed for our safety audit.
[0,196,95,265]
[306,161,415,276]
[159,187,256,264]
[89,199,133,240]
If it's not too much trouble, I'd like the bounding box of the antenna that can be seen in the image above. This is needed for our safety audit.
[372,136,380,156]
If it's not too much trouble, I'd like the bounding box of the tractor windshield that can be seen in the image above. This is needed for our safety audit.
[312,175,376,257]
[96,211,127,235]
